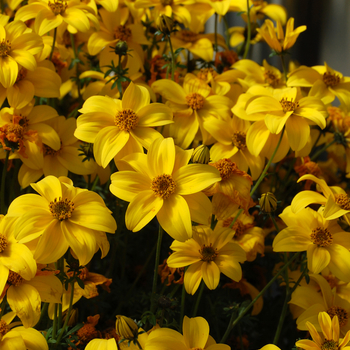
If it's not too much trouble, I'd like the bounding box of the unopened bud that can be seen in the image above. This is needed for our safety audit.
[192,145,210,164]
[259,192,278,213]
[115,315,138,340]
[156,15,174,35]
[114,41,128,56]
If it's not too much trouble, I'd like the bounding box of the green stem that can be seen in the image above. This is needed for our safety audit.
[223,15,230,48]
[229,209,243,229]
[49,28,57,61]
[220,252,301,343]
[242,0,251,59]
[179,274,186,328]
[167,35,176,81]
[150,225,164,314]
[56,280,75,345]
[90,175,100,192]
[135,339,143,349]
[192,281,205,317]
[0,150,9,214]
[310,139,337,161]
[35,303,49,330]
[269,214,279,233]
[69,33,82,101]
[214,13,218,53]
[52,303,58,339]
[250,129,285,197]
[280,55,288,82]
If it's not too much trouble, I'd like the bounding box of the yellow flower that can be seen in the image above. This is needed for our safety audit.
[75,82,173,168]
[0,215,37,299]
[110,137,221,241]
[152,74,233,149]
[273,206,350,281]
[296,312,350,350]
[1,266,62,328]
[204,115,265,180]
[167,224,246,294]
[0,20,43,88]
[145,316,230,350]
[0,312,48,349]
[291,174,350,224]
[287,62,350,109]
[257,17,306,53]
[290,274,350,336]
[8,176,116,265]
[115,315,138,340]
[233,86,327,152]
[85,338,118,350]
[15,0,97,36]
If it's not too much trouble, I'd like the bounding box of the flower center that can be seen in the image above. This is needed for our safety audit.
[48,0,67,15]
[114,109,138,131]
[197,68,217,81]
[232,220,246,238]
[310,227,333,247]
[323,72,340,87]
[114,25,132,42]
[16,68,28,83]
[280,98,299,113]
[0,39,11,57]
[49,197,75,221]
[324,275,338,289]
[160,0,173,5]
[0,234,8,253]
[321,340,338,350]
[7,271,24,286]
[0,320,8,339]
[0,123,25,152]
[43,142,62,157]
[186,93,205,111]
[199,244,218,262]
[264,70,279,87]
[180,30,198,42]
[327,306,348,327]
[151,174,176,199]
[232,131,247,150]
[212,158,235,181]
[334,193,350,210]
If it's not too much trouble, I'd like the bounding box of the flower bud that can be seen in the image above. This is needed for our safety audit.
[115,315,138,340]
[156,15,174,35]
[259,192,278,213]
[114,41,128,56]
[192,145,210,164]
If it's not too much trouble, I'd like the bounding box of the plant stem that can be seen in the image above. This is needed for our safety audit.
[214,13,218,53]
[310,139,337,161]
[56,280,75,345]
[242,0,251,59]
[280,54,288,82]
[49,28,57,61]
[220,252,301,343]
[52,303,58,339]
[150,225,163,314]
[192,281,205,317]
[223,15,230,48]
[167,35,176,81]
[70,33,82,100]
[269,214,279,233]
[179,276,186,328]
[0,150,9,214]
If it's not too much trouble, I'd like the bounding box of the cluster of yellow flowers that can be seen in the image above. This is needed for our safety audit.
[0,0,350,349]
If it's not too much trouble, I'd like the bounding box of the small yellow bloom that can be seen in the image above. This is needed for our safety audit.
[115,315,138,340]
[167,224,246,294]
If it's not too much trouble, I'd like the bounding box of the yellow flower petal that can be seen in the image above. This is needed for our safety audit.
[184,261,203,295]
[201,261,220,290]
[182,316,209,349]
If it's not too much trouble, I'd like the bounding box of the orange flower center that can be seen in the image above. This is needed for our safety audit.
[49,197,75,221]
[0,234,8,253]
[310,227,333,247]
[48,0,67,15]
[114,25,132,42]
[197,68,217,81]
[114,109,138,131]
[199,243,218,262]
[324,275,338,290]
[186,93,205,111]
[160,0,173,5]
[7,271,24,286]
[334,193,350,210]
[0,320,8,339]
[16,68,28,82]
[43,142,62,157]
[280,98,299,113]
[180,30,198,43]
[264,70,280,87]
[0,39,11,57]
[212,158,235,181]
[323,72,340,87]
[151,174,176,199]
[320,340,338,350]
[232,131,247,150]
[327,306,348,327]
[232,220,246,238]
